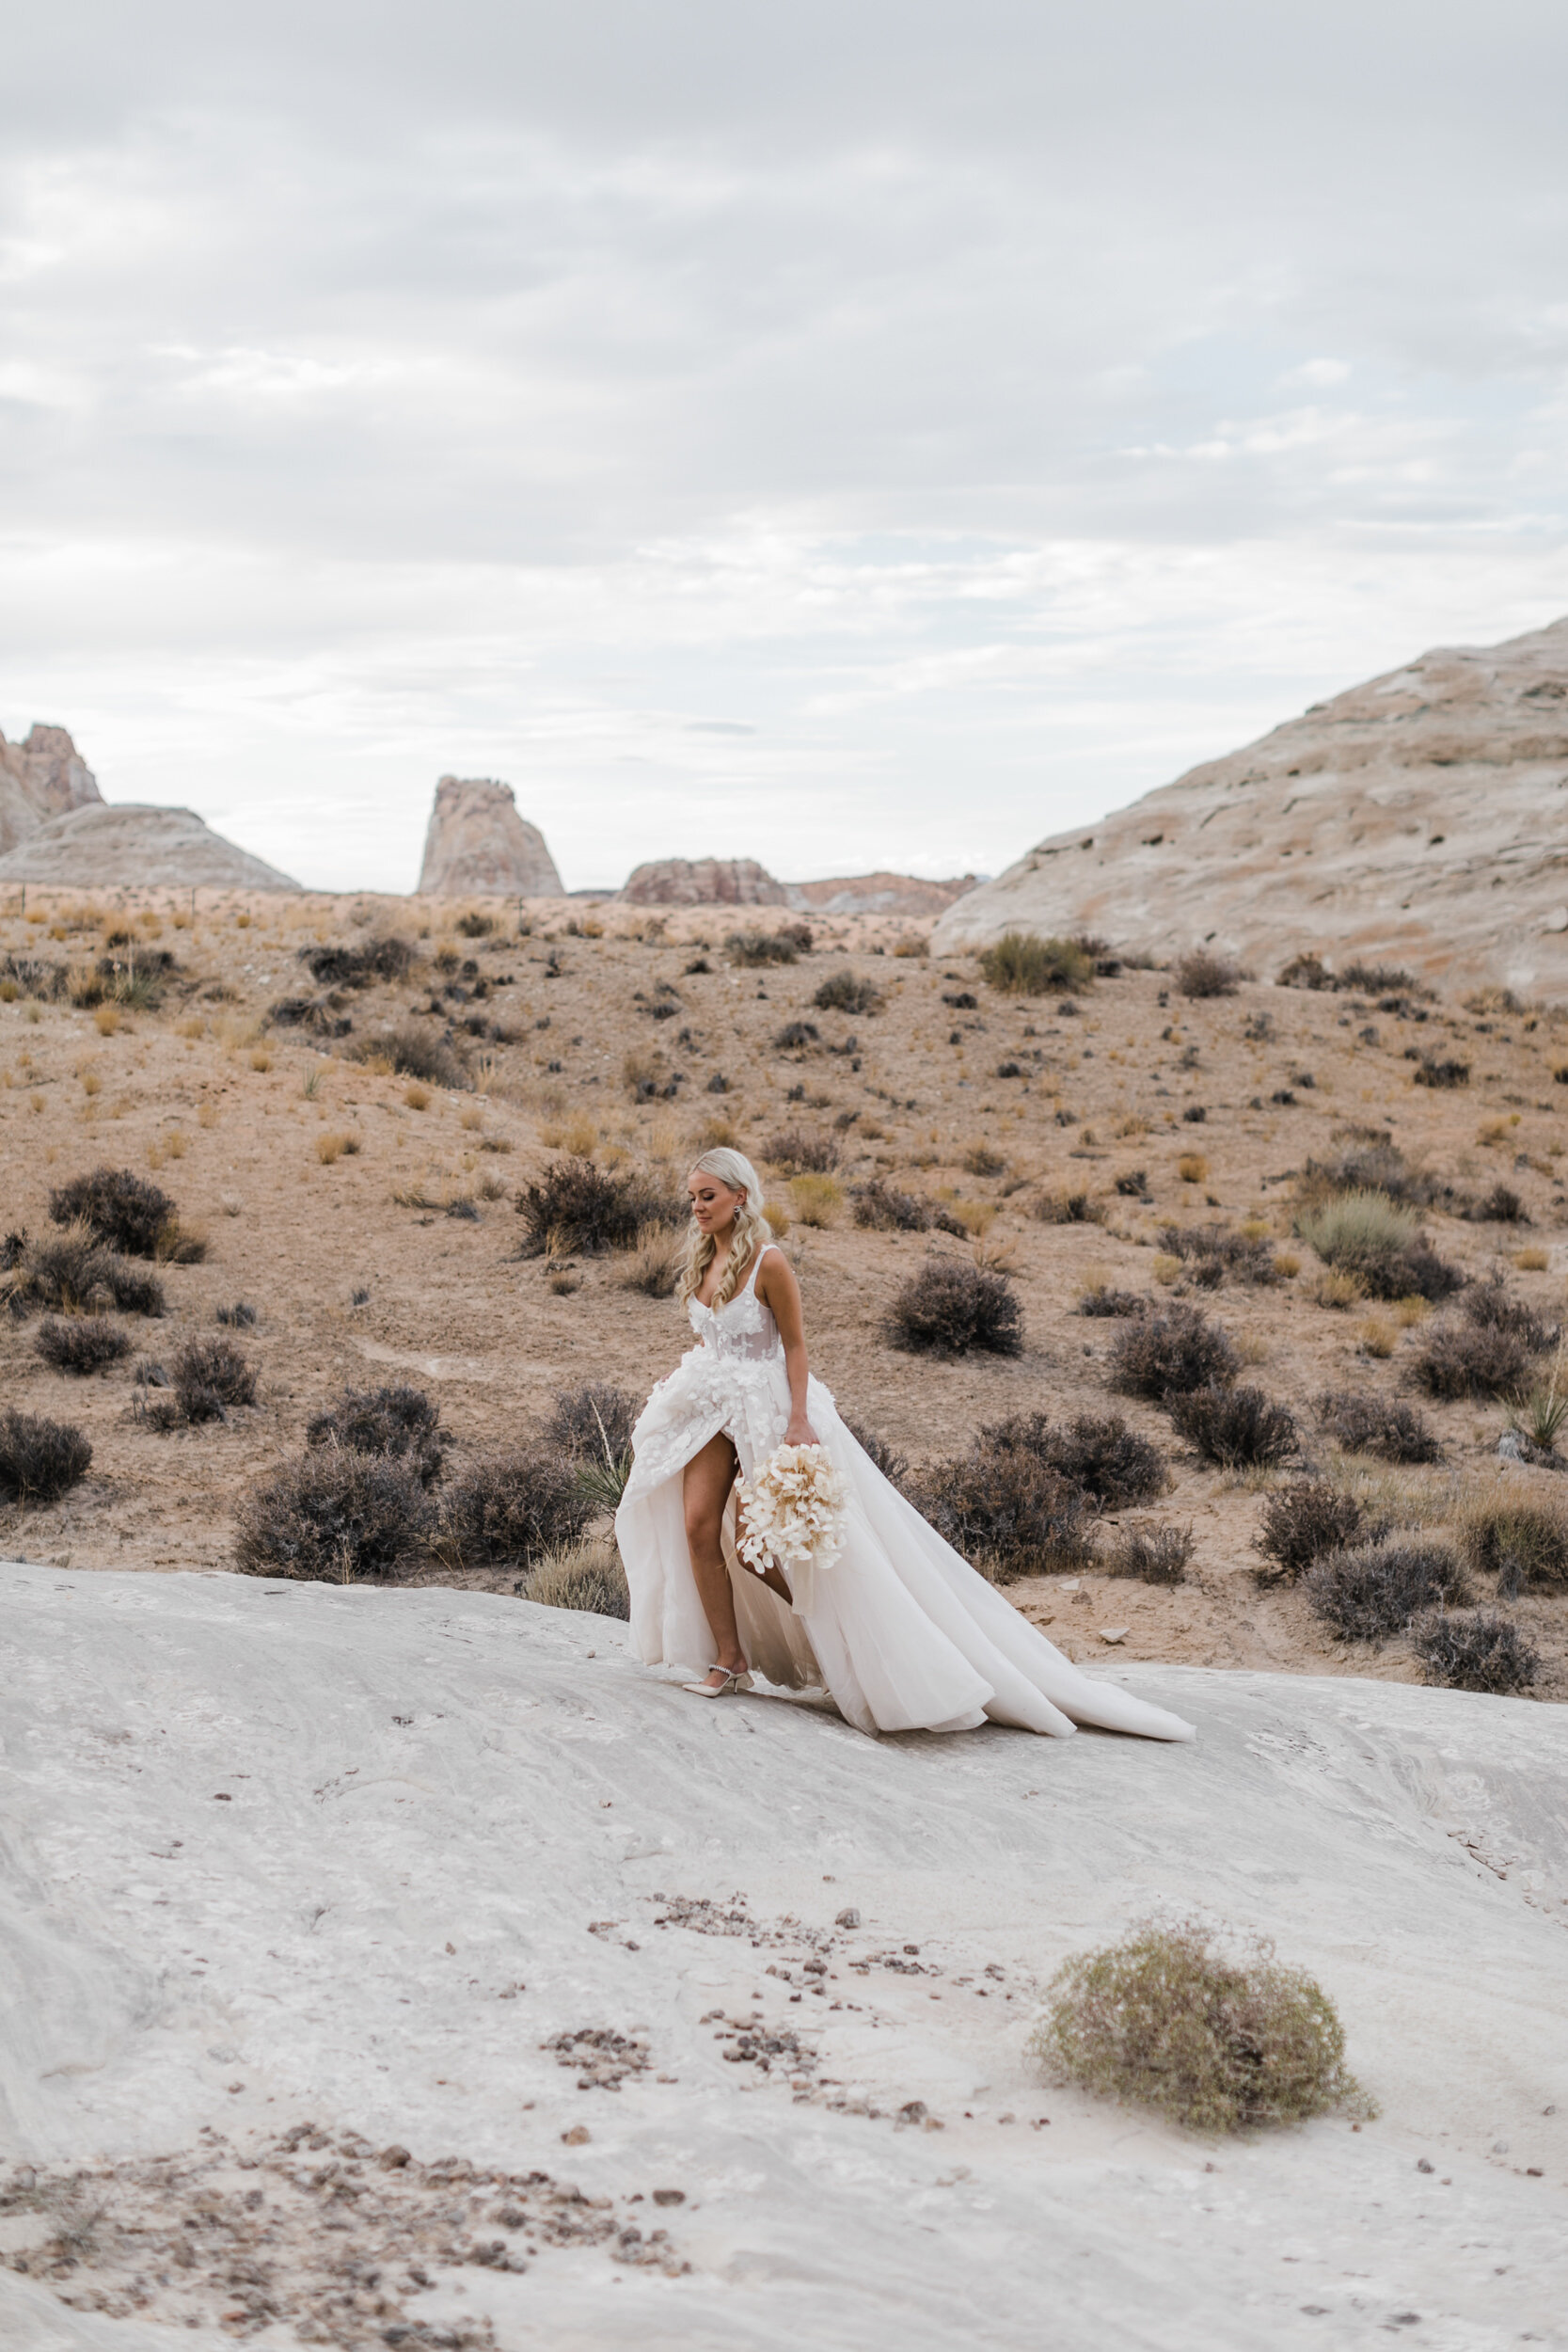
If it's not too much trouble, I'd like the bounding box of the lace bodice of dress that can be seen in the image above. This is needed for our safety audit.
[688,1245,782,1362]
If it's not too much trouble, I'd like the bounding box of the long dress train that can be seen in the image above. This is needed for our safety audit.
[613,1246,1195,1742]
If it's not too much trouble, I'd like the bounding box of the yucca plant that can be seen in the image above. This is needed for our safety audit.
[575,1398,634,1517]
[1510,1343,1568,1453]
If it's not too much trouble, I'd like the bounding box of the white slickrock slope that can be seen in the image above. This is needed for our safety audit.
[2,1563,1566,2351]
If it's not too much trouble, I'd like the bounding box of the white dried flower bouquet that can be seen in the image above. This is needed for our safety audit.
[736,1443,850,1580]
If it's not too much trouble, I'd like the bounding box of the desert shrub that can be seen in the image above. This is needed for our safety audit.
[1278,952,1332,991]
[1314,1390,1441,1464]
[614,1225,684,1296]
[1012,1410,1166,1509]
[1465,1183,1528,1224]
[269,994,353,1038]
[907,1440,1092,1580]
[773,1020,819,1049]
[234,1451,434,1581]
[455,911,494,937]
[1176,950,1241,999]
[307,1384,444,1484]
[1103,1523,1195,1585]
[1031,1188,1104,1226]
[790,1173,843,1228]
[171,1336,258,1423]
[1414,1056,1469,1089]
[300,935,416,987]
[1339,960,1418,995]
[1305,1537,1466,1641]
[884,1259,1022,1358]
[1254,1482,1368,1584]
[0,1408,93,1502]
[1453,1487,1568,1592]
[1413,1283,1551,1400]
[1078,1285,1145,1318]
[724,925,812,966]
[441,1444,596,1566]
[1297,1137,1442,1210]
[6,1230,166,1319]
[1167,1384,1296,1468]
[1295,1189,1461,1303]
[515,1157,683,1257]
[520,1535,631,1619]
[1031,1918,1367,2135]
[1158,1224,1277,1286]
[365,1021,470,1089]
[813,969,883,1016]
[962,1143,1007,1177]
[1109,1306,1238,1400]
[764,1127,841,1174]
[1412,1609,1540,1695]
[842,1415,910,1489]
[853,1177,959,1233]
[35,1315,132,1375]
[546,1382,640,1460]
[216,1302,259,1327]
[978,930,1093,995]
[48,1166,177,1258]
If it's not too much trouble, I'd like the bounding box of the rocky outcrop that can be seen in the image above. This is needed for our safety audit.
[932,613,1568,993]
[0,804,299,890]
[416,778,562,897]
[619,859,975,915]
[619,856,786,906]
[0,723,102,857]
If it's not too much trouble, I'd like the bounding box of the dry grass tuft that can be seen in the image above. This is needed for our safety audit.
[520,1535,631,1618]
[789,1172,844,1228]
[978,930,1093,996]
[1452,1480,1568,1592]
[1103,1523,1195,1584]
[1177,1152,1208,1184]
[614,1224,684,1296]
[314,1131,362,1164]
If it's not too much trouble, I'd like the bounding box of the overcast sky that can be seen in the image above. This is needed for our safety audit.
[3,0,1565,891]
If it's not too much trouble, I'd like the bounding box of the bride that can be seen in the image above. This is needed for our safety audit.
[614,1146,1195,1742]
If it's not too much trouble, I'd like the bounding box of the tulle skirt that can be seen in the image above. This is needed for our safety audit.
[613,1347,1195,1743]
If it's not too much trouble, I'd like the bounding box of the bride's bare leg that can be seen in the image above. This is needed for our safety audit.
[683,1434,748,1680]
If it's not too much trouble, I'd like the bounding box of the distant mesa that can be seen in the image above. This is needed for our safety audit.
[619,857,975,917]
[933,612,1568,992]
[417,777,562,897]
[0,802,300,890]
[0,723,103,857]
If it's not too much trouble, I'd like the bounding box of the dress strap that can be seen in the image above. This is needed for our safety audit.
[744,1241,775,1293]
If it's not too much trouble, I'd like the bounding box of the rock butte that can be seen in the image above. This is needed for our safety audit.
[0,723,103,858]
[3,1565,1565,2350]
[0,802,298,891]
[417,777,563,897]
[934,612,1568,993]
[620,855,975,916]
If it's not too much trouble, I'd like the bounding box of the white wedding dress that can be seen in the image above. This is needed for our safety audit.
[614,1246,1195,1742]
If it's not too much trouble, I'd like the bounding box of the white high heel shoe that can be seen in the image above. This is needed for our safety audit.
[682,1667,753,1697]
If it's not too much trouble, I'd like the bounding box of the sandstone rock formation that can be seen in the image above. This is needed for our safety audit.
[416,777,562,897]
[0,803,299,890]
[619,858,975,915]
[0,723,102,857]
[933,613,1568,993]
[620,855,786,906]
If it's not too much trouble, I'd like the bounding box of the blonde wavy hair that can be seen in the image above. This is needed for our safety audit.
[678,1147,771,1310]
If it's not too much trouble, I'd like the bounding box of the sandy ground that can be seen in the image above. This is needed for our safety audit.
[2,1565,1566,2352]
[2,885,1566,1701]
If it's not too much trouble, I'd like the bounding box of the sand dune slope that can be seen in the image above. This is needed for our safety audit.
[2,1565,1565,2350]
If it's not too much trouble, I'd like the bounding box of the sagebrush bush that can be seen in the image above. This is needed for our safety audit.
[1176,951,1241,999]
[885,1259,1022,1357]
[171,1336,258,1423]
[48,1167,178,1258]
[764,1127,841,1174]
[853,1178,961,1234]
[0,1408,93,1502]
[1078,1284,1146,1318]
[988,1409,1165,1509]
[441,1444,596,1566]
[1104,1524,1195,1584]
[4,1229,167,1319]
[546,1383,640,1460]
[357,1021,469,1089]
[35,1315,132,1375]
[1254,1482,1368,1584]
[773,1020,819,1050]
[1453,1486,1568,1592]
[1296,1188,1461,1303]
[812,969,882,1016]
[307,1383,445,1484]
[1031,1188,1105,1226]
[520,1536,631,1619]
[515,1157,682,1257]
[842,1415,910,1488]
[234,1451,433,1581]
[1297,1137,1441,1210]
[1414,1055,1469,1089]
[1413,1283,1551,1400]
[1466,1183,1528,1224]
[1305,1537,1466,1641]
[1314,1389,1441,1463]
[978,930,1092,995]
[1109,1306,1239,1399]
[1158,1224,1278,1286]
[1412,1608,1540,1694]
[302,936,416,988]
[724,925,812,966]
[907,1440,1092,1581]
[1167,1384,1297,1468]
[1031,1919,1368,2135]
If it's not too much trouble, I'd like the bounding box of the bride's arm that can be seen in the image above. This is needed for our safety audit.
[756,1250,820,1447]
